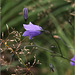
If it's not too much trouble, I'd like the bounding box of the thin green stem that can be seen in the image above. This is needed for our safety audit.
[50,31,63,56]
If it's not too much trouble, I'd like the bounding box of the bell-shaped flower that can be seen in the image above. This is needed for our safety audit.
[23,8,28,20]
[22,22,43,39]
[70,56,75,66]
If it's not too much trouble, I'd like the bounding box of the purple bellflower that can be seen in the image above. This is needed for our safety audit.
[22,22,43,39]
[23,8,28,20]
[70,56,75,66]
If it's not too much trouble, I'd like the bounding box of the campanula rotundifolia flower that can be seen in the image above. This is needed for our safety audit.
[22,22,43,39]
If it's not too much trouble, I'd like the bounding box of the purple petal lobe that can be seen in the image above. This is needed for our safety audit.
[70,61,75,66]
[23,22,42,31]
[23,8,28,19]
[70,56,75,66]
[22,30,41,39]
[29,36,32,40]
[29,31,41,37]
[22,31,29,36]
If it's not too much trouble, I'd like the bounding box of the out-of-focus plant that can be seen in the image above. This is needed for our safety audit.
[1,0,74,75]
[1,0,74,32]
[1,25,41,75]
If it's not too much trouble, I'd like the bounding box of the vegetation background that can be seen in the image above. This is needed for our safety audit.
[1,0,74,75]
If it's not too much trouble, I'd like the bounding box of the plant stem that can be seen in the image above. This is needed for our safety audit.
[0,39,34,75]
[49,31,63,56]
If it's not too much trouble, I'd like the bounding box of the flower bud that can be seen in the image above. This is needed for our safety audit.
[23,8,28,20]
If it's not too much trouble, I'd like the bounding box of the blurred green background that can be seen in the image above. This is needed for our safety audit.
[1,0,74,75]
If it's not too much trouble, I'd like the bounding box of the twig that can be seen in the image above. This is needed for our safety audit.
[49,31,63,56]
[51,54,75,63]
[24,45,54,53]
[0,39,34,75]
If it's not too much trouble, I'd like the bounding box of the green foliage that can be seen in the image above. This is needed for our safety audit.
[1,0,74,75]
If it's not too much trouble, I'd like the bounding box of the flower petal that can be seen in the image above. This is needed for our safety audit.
[22,31,29,36]
[70,61,75,66]
[29,31,41,37]
[71,56,75,61]
[23,22,42,31]
[29,36,32,40]
[70,56,75,66]
[22,30,41,39]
